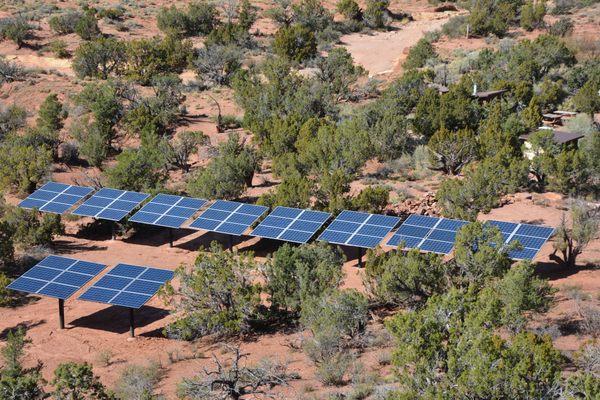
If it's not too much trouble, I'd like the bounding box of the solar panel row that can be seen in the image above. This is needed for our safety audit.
[487,220,554,260]
[189,200,268,236]
[7,256,174,310]
[129,194,206,229]
[79,264,174,309]
[7,256,106,300]
[19,182,94,214]
[318,210,400,249]
[251,206,331,244]
[19,183,555,259]
[386,214,468,255]
[72,188,150,221]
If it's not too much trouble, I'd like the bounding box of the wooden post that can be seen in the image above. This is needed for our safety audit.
[228,235,233,251]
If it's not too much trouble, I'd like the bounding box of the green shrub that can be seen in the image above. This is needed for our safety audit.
[403,38,437,69]
[3,207,64,248]
[164,243,260,340]
[520,0,546,31]
[74,10,100,40]
[363,0,389,29]
[337,0,362,21]
[0,17,33,49]
[548,16,573,37]
[264,242,345,313]
[0,141,52,195]
[273,24,317,63]
[364,249,447,307]
[442,15,468,38]
[48,40,69,58]
[351,186,389,214]
[105,146,167,192]
[0,104,26,139]
[126,36,194,85]
[194,44,244,86]
[187,133,260,200]
[114,363,162,400]
[49,11,83,34]
[72,38,127,79]
[157,1,218,37]
[51,362,111,399]
[36,94,65,133]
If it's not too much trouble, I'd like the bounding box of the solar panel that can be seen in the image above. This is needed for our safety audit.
[71,188,150,221]
[250,206,331,244]
[129,194,207,229]
[79,264,174,309]
[486,220,554,260]
[317,210,400,249]
[385,214,469,255]
[7,255,106,300]
[18,182,94,214]
[189,200,268,236]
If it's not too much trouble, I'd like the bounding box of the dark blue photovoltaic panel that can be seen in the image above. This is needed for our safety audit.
[79,264,174,309]
[7,256,106,300]
[250,206,331,244]
[317,210,400,249]
[486,220,554,260]
[72,188,149,221]
[129,194,207,228]
[385,214,468,255]
[18,182,94,214]
[189,200,268,236]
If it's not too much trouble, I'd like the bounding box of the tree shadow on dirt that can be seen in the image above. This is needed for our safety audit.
[0,319,45,340]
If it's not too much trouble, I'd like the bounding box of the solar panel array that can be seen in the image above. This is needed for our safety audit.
[318,210,400,249]
[72,188,149,221]
[79,264,174,309]
[189,200,268,236]
[18,182,94,214]
[18,183,555,259]
[386,214,468,255]
[250,206,331,244]
[7,256,106,300]
[129,194,206,228]
[487,220,555,260]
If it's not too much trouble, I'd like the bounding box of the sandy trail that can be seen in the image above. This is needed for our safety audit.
[340,16,451,77]
[4,54,75,77]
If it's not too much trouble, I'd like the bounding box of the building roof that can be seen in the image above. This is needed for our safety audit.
[428,83,449,93]
[519,130,585,145]
[473,89,508,99]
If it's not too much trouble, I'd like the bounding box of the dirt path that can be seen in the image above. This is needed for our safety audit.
[5,54,75,77]
[340,15,453,77]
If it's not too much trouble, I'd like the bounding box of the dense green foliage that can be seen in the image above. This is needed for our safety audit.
[263,242,345,314]
[165,243,260,340]
[187,133,260,200]
[157,1,218,37]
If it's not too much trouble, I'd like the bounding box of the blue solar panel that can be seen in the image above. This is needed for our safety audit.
[486,220,554,260]
[385,214,468,255]
[79,264,174,309]
[129,194,207,228]
[317,210,400,249]
[71,188,149,221]
[7,256,106,300]
[250,206,331,244]
[189,200,268,236]
[18,182,94,214]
